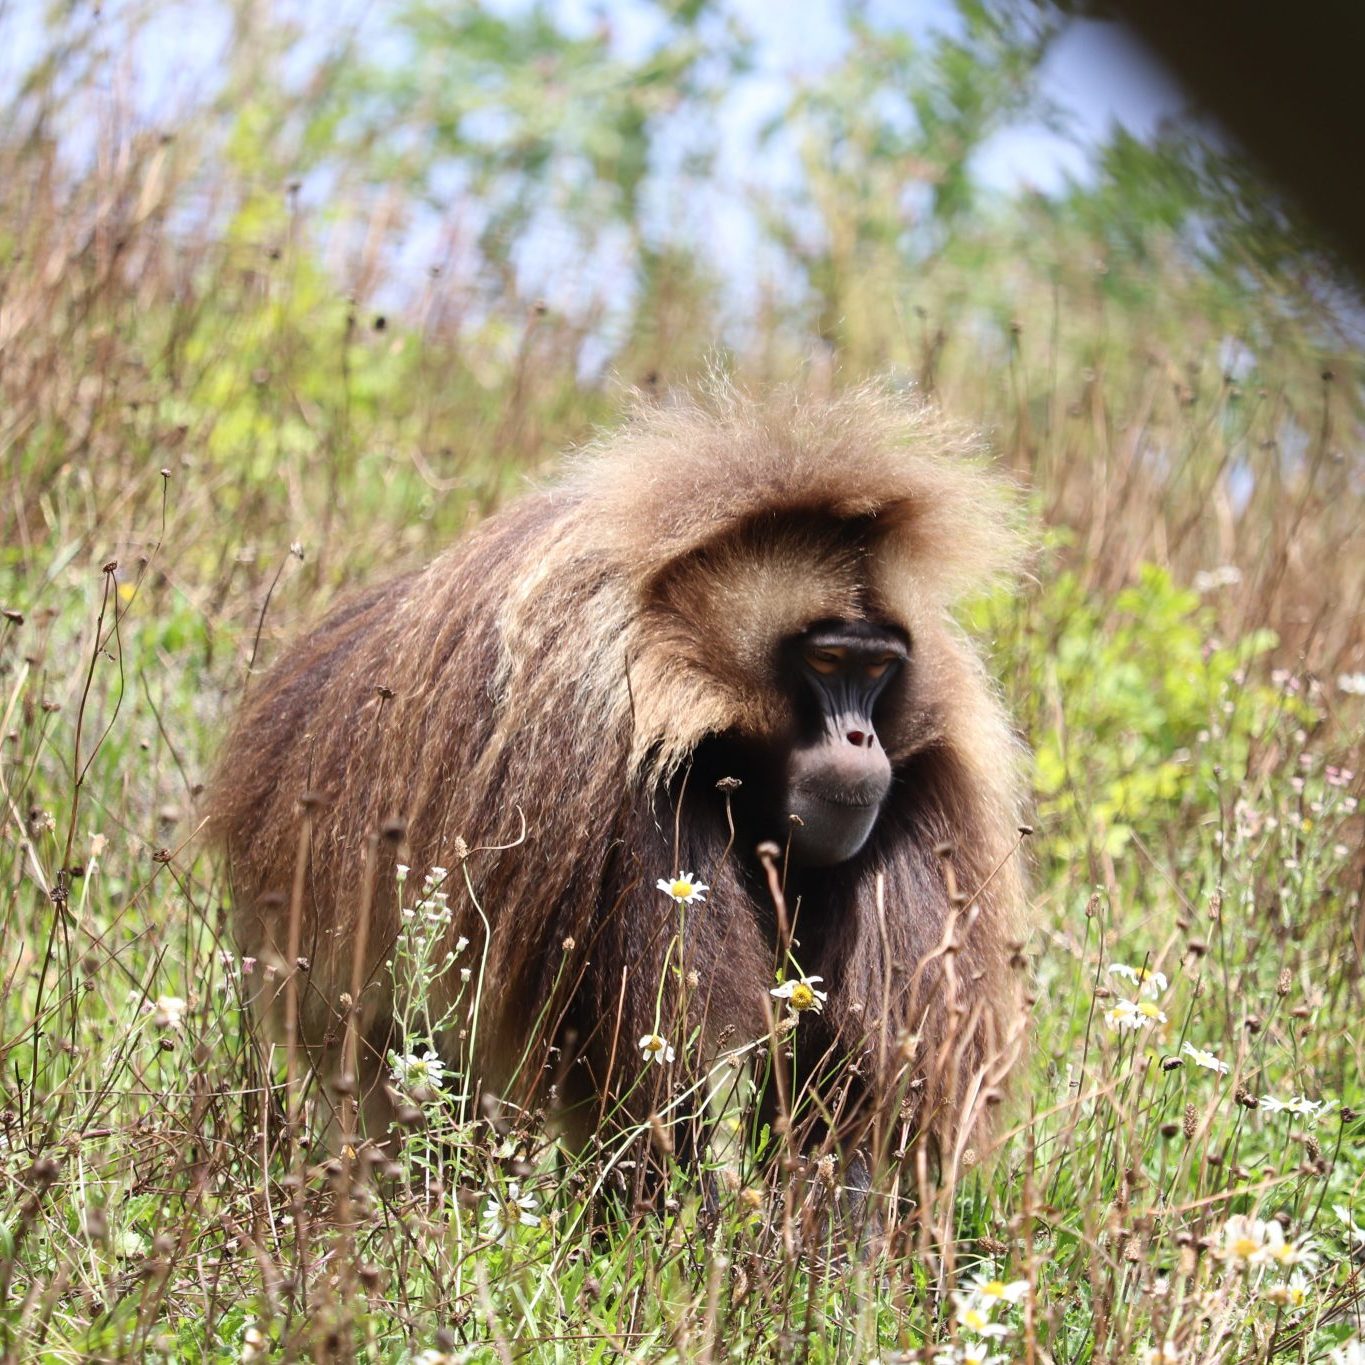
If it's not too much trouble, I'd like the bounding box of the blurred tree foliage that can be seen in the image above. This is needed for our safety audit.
[2,0,1359,619]
[9,0,1356,363]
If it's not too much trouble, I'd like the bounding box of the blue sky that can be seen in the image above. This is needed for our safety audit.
[1,0,1187,193]
[0,0,1191,329]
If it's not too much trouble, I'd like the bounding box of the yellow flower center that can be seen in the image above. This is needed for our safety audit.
[644,1036,662,1053]
[980,1280,1006,1298]
[1231,1237,1260,1259]
[960,1308,988,1331]
[1138,1001,1162,1018]
[789,983,815,1011]
[670,879,693,898]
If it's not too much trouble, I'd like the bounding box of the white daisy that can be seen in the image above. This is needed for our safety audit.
[1104,998,1166,1031]
[1262,1269,1312,1309]
[388,1047,445,1092]
[1260,1094,1333,1120]
[1213,1214,1280,1266]
[1182,1041,1230,1074]
[1265,1235,1318,1272]
[657,871,709,904]
[962,1273,1028,1307]
[770,974,828,1016]
[482,1181,539,1243]
[951,1297,1011,1339]
[638,1033,675,1065]
[1107,962,1168,998]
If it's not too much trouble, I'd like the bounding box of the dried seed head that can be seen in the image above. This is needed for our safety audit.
[732,1262,750,1305]
[1183,1103,1197,1140]
[1276,968,1292,997]
[648,1113,673,1156]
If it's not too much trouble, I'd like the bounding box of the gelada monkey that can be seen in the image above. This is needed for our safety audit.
[207,384,1029,1180]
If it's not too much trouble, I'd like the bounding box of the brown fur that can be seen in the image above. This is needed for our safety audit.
[206,382,1030,1167]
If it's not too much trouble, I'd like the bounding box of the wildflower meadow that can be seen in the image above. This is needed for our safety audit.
[1,2,1362,1361]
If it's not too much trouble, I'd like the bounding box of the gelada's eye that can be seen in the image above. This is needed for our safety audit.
[805,649,842,675]
[865,655,899,679]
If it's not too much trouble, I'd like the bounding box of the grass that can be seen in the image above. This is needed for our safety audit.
[2,10,1364,1363]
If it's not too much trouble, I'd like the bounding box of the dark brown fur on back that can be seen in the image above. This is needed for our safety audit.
[206,383,1029,1165]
